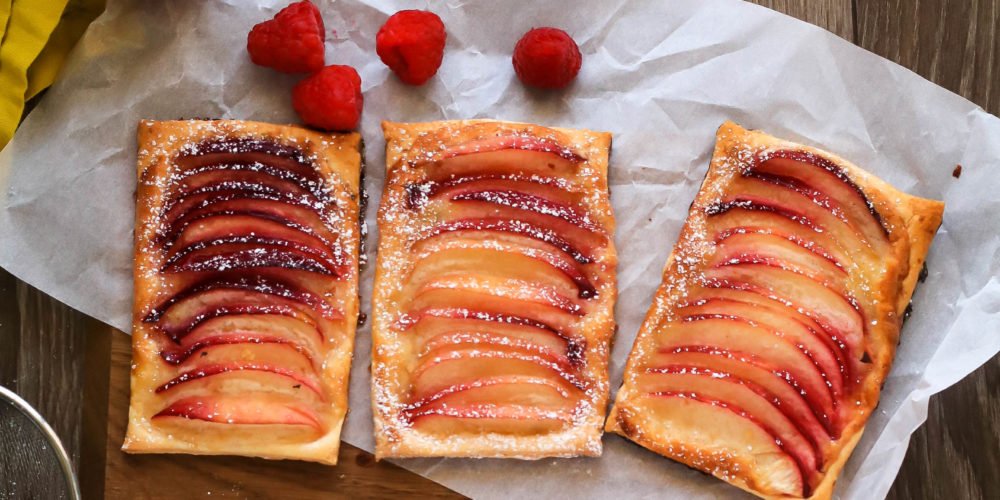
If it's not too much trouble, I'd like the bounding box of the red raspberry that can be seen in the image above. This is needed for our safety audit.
[247,1,325,74]
[292,65,363,131]
[376,10,447,85]
[512,28,582,89]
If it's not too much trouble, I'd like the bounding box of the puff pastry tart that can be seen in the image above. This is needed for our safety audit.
[124,119,362,464]
[607,122,944,498]
[372,120,618,458]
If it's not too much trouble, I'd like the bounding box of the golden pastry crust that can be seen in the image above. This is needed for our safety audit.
[607,121,944,499]
[372,119,617,459]
[124,119,361,465]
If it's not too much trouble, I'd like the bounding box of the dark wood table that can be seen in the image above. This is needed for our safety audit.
[1,1,997,498]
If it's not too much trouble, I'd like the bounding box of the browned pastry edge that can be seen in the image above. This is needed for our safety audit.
[124,119,361,465]
[606,121,944,499]
[372,119,618,459]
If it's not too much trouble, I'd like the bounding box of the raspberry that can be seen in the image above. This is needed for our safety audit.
[376,10,447,85]
[292,65,363,131]
[512,28,582,89]
[247,1,325,74]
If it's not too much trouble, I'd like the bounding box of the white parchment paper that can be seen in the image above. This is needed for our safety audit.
[1,0,998,498]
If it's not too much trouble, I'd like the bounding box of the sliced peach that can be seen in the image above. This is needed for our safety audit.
[421,176,581,207]
[157,305,310,344]
[437,204,607,261]
[400,307,569,337]
[157,344,322,396]
[251,267,351,298]
[704,198,887,290]
[417,274,582,314]
[155,362,319,396]
[407,277,583,335]
[407,246,585,300]
[419,331,570,365]
[406,375,576,412]
[175,146,324,187]
[646,351,833,446]
[161,189,336,237]
[151,284,338,342]
[412,231,597,298]
[169,194,338,235]
[421,135,583,182]
[677,297,846,405]
[165,203,340,253]
[159,332,309,366]
[710,231,846,288]
[412,230,596,297]
[440,134,584,162]
[418,328,578,364]
[449,190,601,233]
[407,404,574,435]
[727,175,888,257]
[177,161,325,200]
[753,153,889,248]
[651,318,833,419]
[167,214,337,262]
[171,166,329,205]
[638,370,818,476]
[179,137,312,160]
[402,309,582,363]
[161,313,323,358]
[424,218,595,264]
[162,241,340,276]
[409,347,583,401]
[705,209,851,269]
[682,287,861,391]
[154,394,321,430]
[146,276,337,322]
[633,394,805,497]
[420,335,573,373]
[702,264,864,360]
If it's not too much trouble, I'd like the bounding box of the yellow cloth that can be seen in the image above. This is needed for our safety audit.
[0,0,68,147]
[0,0,104,149]
[26,0,105,100]
[0,2,12,53]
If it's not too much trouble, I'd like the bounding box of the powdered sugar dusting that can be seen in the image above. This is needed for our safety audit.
[610,123,911,496]
[128,119,360,462]
[370,120,616,458]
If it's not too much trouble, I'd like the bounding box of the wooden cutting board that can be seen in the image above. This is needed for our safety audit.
[98,329,461,498]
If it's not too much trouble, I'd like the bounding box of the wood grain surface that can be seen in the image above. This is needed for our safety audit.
[856,0,1000,115]
[752,0,854,40]
[0,1,997,499]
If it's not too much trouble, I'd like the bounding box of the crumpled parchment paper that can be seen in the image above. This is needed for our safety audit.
[0,0,997,498]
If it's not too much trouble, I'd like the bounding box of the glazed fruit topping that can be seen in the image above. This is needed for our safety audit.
[630,150,893,496]
[146,138,350,435]
[392,132,611,435]
[155,395,321,430]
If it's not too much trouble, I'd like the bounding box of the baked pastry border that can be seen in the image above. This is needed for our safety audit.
[372,119,618,459]
[606,121,944,499]
[124,119,362,465]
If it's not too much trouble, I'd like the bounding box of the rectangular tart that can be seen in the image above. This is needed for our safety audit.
[372,119,618,458]
[607,122,944,498]
[124,119,362,464]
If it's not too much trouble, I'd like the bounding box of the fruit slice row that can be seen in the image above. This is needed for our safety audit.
[636,151,893,496]
[146,139,348,432]
[398,134,608,435]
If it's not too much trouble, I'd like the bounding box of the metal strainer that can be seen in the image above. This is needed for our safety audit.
[0,385,80,500]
